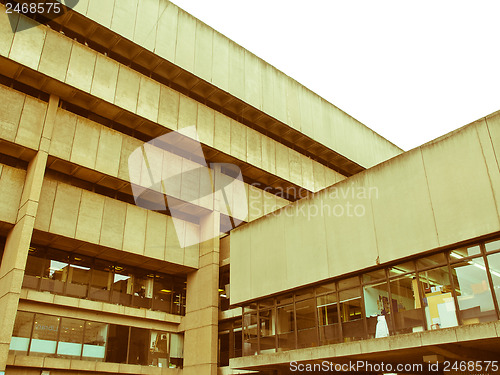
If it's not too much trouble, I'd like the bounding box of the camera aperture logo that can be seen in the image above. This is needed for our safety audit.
[128,126,248,248]
[5,0,80,32]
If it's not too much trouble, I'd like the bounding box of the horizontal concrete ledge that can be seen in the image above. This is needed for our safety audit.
[7,355,182,374]
[219,307,243,321]
[230,320,500,370]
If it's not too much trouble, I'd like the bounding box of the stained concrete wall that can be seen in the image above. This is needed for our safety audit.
[0,11,344,192]
[65,0,403,168]
[230,113,500,304]
[0,165,26,225]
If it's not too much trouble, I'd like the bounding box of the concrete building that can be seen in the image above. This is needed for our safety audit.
[0,1,498,375]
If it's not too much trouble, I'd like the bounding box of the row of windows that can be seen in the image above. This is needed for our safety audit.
[23,245,187,315]
[10,311,184,368]
[242,237,500,355]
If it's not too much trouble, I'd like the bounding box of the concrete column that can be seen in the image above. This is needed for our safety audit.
[183,165,222,375]
[0,95,58,371]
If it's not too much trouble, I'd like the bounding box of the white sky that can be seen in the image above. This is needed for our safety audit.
[170,0,500,151]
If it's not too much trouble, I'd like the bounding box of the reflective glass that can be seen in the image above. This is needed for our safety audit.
[259,309,276,353]
[486,239,500,253]
[66,255,92,298]
[339,288,364,341]
[30,314,60,357]
[417,253,446,270]
[295,298,318,348]
[276,304,295,352]
[57,318,84,359]
[40,250,69,295]
[317,293,340,345]
[83,321,108,361]
[89,259,113,302]
[10,311,34,355]
[242,313,258,356]
[389,274,426,334]
[363,281,392,338]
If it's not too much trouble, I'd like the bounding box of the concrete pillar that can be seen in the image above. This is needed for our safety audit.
[182,164,222,375]
[0,95,58,371]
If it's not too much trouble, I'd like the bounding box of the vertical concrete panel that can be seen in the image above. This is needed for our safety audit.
[38,31,73,82]
[15,97,46,150]
[275,142,290,181]
[211,31,229,91]
[178,95,197,130]
[0,6,17,57]
[261,63,274,115]
[250,215,286,298]
[368,150,439,263]
[486,112,500,167]
[162,152,182,200]
[0,167,24,224]
[180,158,200,205]
[194,22,213,82]
[229,225,252,304]
[228,43,245,100]
[95,127,123,177]
[118,135,142,181]
[247,185,264,222]
[165,216,184,264]
[49,184,82,238]
[422,126,500,245]
[230,120,246,161]
[134,0,159,51]
[137,77,161,122]
[288,149,302,187]
[322,101,336,151]
[49,110,77,160]
[145,211,167,260]
[9,17,46,70]
[261,136,276,176]
[154,0,178,62]
[246,128,262,168]
[322,175,379,277]
[300,156,314,192]
[213,112,230,155]
[100,198,126,250]
[196,104,214,148]
[184,222,199,268]
[34,179,57,232]
[158,86,179,131]
[65,43,97,93]
[312,161,326,192]
[91,55,119,103]
[86,0,115,28]
[71,0,89,14]
[244,52,262,110]
[285,78,301,131]
[75,190,105,244]
[299,87,314,138]
[110,0,138,40]
[70,118,100,169]
[114,66,140,113]
[175,10,196,73]
[272,68,287,124]
[324,167,343,187]
[310,96,324,143]
[0,86,25,143]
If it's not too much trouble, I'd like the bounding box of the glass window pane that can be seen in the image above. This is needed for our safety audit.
[276,294,293,306]
[149,331,169,368]
[83,321,108,361]
[66,255,92,299]
[389,274,426,335]
[276,305,294,352]
[259,309,276,353]
[153,274,173,313]
[315,282,336,295]
[317,293,340,345]
[172,277,186,315]
[57,318,84,359]
[30,314,60,356]
[338,276,360,290]
[40,250,69,295]
[388,261,416,277]
[23,247,45,290]
[486,239,500,253]
[89,259,113,302]
[419,266,458,329]
[132,271,154,309]
[363,281,392,338]
[106,325,129,363]
[112,265,133,306]
[295,299,317,348]
[339,288,364,342]
[450,245,481,261]
[259,298,275,309]
[242,313,258,356]
[128,327,149,365]
[417,253,446,270]
[362,269,386,284]
[451,259,496,325]
[295,288,314,301]
[10,311,34,355]
[486,253,500,315]
[169,333,184,368]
